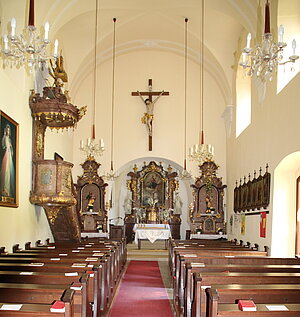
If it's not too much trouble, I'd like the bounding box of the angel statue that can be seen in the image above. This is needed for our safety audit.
[49,52,68,87]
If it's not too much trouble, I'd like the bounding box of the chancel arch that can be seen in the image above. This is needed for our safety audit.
[107,157,193,239]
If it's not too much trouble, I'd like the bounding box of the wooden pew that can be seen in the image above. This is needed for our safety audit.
[173,249,268,311]
[192,272,300,317]
[0,262,105,316]
[215,303,300,316]
[184,263,300,317]
[0,288,75,316]
[0,271,90,316]
[0,284,79,316]
[206,284,300,317]
[174,251,300,312]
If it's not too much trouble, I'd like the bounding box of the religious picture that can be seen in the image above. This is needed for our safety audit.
[141,172,165,208]
[0,111,18,207]
[241,214,245,235]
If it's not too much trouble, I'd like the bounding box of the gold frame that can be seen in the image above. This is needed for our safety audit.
[0,111,19,208]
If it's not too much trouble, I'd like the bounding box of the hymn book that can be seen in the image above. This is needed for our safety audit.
[238,300,257,311]
[50,301,65,312]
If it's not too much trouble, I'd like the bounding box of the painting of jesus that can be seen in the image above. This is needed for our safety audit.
[0,111,18,207]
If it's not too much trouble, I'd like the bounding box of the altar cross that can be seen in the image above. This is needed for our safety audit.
[132,79,169,151]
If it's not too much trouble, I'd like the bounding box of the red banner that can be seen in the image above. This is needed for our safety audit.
[260,211,266,238]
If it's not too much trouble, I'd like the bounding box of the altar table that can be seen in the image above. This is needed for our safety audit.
[133,224,172,249]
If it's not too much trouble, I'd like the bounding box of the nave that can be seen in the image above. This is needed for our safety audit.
[2,236,300,316]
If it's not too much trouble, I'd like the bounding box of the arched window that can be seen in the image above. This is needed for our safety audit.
[277,0,300,93]
[236,54,251,138]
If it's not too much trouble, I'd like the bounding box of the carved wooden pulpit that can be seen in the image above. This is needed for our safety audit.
[29,60,86,242]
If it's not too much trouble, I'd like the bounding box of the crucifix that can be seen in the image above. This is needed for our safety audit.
[131,79,169,151]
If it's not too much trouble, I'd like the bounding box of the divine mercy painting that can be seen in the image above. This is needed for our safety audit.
[0,111,18,207]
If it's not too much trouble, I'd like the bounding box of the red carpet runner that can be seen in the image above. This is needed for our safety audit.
[109,260,174,316]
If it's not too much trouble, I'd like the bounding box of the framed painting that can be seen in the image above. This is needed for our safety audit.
[140,171,166,208]
[0,111,18,207]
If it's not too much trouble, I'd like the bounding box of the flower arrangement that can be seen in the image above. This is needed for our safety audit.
[147,197,158,208]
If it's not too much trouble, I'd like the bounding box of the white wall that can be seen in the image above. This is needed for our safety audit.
[72,49,227,238]
[227,67,300,255]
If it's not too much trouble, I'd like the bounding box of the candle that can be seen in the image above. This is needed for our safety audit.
[87,137,91,147]
[100,138,104,148]
[279,25,284,43]
[80,140,84,150]
[11,18,16,37]
[53,39,59,57]
[292,39,297,55]
[246,33,251,49]
[44,21,49,41]
[3,35,8,51]
[242,52,247,65]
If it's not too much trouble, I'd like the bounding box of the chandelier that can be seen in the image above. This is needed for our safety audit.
[80,138,104,159]
[240,0,299,82]
[80,0,104,160]
[189,0,214,165]
[1,0,56,71]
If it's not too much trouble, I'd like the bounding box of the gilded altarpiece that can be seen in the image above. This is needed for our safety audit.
[75,157,108,233]
[125,161,181,242]
[190,161,226,234]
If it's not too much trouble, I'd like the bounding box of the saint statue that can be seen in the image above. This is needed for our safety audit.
[86,192,96,212]
[174,192,183,215]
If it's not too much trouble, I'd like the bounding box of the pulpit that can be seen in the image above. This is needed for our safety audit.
[125,161,181,242]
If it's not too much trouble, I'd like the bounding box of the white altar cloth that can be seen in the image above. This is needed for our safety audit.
[133,224,171,244]
[190,234,227,240]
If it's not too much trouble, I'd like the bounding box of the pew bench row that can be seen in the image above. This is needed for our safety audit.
[0,238,127,316]
[169,238,300,317]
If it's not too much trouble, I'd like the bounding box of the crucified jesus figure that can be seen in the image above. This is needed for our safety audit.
[132,79,169,151]
[137,90,165,137]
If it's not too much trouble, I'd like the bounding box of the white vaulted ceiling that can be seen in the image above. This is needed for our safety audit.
[0,0,259,106]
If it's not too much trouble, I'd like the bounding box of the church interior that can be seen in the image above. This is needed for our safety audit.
[1,0,300,315]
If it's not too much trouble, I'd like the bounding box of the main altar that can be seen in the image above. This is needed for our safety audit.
[124,161,181,243]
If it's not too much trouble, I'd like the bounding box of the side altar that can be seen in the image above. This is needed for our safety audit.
[190,161,227,235]
[125,161,181,242]
[75,156,108,234]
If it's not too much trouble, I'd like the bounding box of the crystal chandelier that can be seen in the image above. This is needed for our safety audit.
[189,0,214,165]
[80,0,104,160]
[1,0,56,71]
[80,138,104,159]
[240,0,299,82]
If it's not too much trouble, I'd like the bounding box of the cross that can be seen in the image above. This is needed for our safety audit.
[132,79,169,151]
